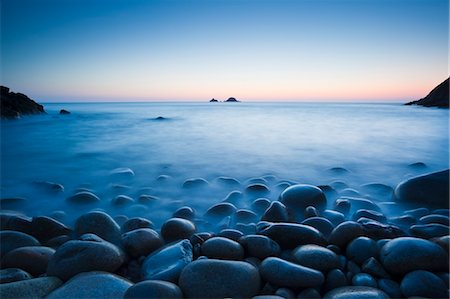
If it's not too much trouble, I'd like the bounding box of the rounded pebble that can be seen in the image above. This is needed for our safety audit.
[346,237,378,265]
[161,218,196,243]
[75,211,122,246]
[400,270,448,298]
[1,246,54,277]
[124,280,183,299]
[122,228,163,258]
[201,237,244,260]
[279,184,327,221]
[239,235,281,259]
[293,244,339,272]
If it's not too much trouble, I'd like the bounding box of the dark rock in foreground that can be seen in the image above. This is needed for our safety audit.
[405,77,449,108]
[394,169,449,208]
[0,86,45,119]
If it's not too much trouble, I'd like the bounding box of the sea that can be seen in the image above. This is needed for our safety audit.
[1,102,448,226]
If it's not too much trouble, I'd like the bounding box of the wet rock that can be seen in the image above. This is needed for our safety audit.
[179,259,260,298]
[324,269,348,292]
[404,207,429,218]
[45,235,71,249]
[121,217,154,233]
[239,235,281,259]
[201,237,244,260]
[47,237,126,281]
[352,209,386,223]
[293,244,339,272]
[234,209,258,224]
[432,235,450,252]
[410,223,449,238]
[329,181,349,191]
[75,211,122,246]
[328,221,365,249]
[0,268,32,284]
[274,287,295,298]
[323,286,389,299]
[245,183,270,197]
[379,237,449,276]
[297,288,321,299]
[218,229,243,241]
[279,184,327,221]
[359,183,393,198]
[222,191,244,206]
[0,213,33,234]
[215,176,241,187]
[0,86,45,118]
[358,219,405,240]
[420,214,450,225]
[304,206,318,218]
[394,169,449,208]
[173,206,195,221]
[0,231,40,258]
[334,199,351,216]
[400,270,448,298]
[32,181,64,193]
[340,188,361,197]
[0,277,62,298]
[124,280,183,299]
[110,167,135,179]
[301,217,335,238]
[408,161,427,169]
[377,279,402,298]
[346,237,378,265]
[361,257,390,278]
[46,271,132,299]
[388,215,416,227]
[1,246,55,277]
[261,201,289,222]
[182,178,209,189]
[321,210,345,226]
[161,218,196,243]
[433,208,450,216]
[141,239,192,283]
[31,216,71,243]
[59,109,70,114]
[352,273,377,288]
[111,195,135,206]
[122,228,163,258]
[260,257,324,288]
[318,185,339,201]
[66,191,100,204]
[260,223,326,249]
[138,194,159,204]
[341,197,381,214]
[205,202,237,221]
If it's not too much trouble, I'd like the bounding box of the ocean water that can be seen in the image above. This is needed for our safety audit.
[1,102,448,226]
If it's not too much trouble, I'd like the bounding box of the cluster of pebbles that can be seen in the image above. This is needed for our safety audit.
[0,168,449,299]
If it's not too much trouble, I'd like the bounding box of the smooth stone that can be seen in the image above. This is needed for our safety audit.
[204,202,237,220]
[218,229,243,242]
[66,191,100,204]
[279,184,327,221]
[340,188,361,197]
[324,269,348,292]
[328,221,365,249]
[346,237,378,265]
[260,223,326,249]
[215,176,241,187]
[0,214,33,234]
[260,257,324,288]
[328,167,350,174]
[138,194,159,204]
[222,191,244,206]
[239,235,281,259]
[408,161,427,169]
[201,236,244,260]
[110,167,135,177]
[1,246,55,277]
[293,244,339,272]
[114,215,128,226]
[352,273,377,288]
[31,216,71,243]
[432,235,450,252]
[173,206,195,221]
[121,217,154,233]
[182,178,209,189]
[124,280,183,298]
[361,257,390,278]
[0,231,40,258]
[323,286,389,299]
[322,210,346,226]
[400,270,448,298]
[275,288,296,298]
[340,197,381,214]
[0,277,62,298]
[45,235,71,249]
[141,239,193,282]
[179,259,261,298]
[394,169,449,208]
[301,217,335,238]
[0,268,32,284]
[334,199,351,215]
[388,215,416,227]
[245,183,270,195]
[379,237,449,276]
[261,201,289,222]
[360,220,405,240]
[304,206,318,218]
[32,181,64,193]
[330,181,349,191]
[352,209,386,223]
[297,288,321,299]
[405,207,430,218]
[111,195,134,206]
[377,279,402,298]
[47,238,126,281]
[420,214,450,225]
[318,185,339,201]
[437,272,450,288]
[122,228,163,258]
[234,209,258,224]
[75,211,122,246]
[346,260,361,275]
[433,208,450,216]
[46,271,132,299]
[410,223,449,238]
[359,183,393,198]
[161,218,196,243]
[246,177,268,185]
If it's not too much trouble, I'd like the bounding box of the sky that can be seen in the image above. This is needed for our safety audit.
[1,0,449,102]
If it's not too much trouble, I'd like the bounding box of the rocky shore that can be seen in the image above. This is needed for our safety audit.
[0,86,46,119]
[405,78,449,108]
[0,169,449,298]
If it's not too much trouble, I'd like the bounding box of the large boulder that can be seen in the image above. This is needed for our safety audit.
[394,169,449,208]
[279,184,327,221]
[0,277,62,298]
[0,86,46,119]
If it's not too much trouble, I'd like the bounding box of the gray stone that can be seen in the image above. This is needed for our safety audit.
[410,223,449,238]
[328,221,365,249]
[251,198,271,215]
[218,229,243,241]
[400,270,448,298]
[0,277,62,298]
[261,201,289,222]
[124,280,183,298]
[173,206,195,221]
[324,269,348,292]
[323,286,389,299]
[66,191,100,204]
[121,217,154,233]
[141,239,192,282]
[75,211,122,246]
[161,218,196,243]
[346,237,378,265]
[182,178,209,189]
[46,271,132,299]
[239,235,281,259]
[351,273,377,288]
[361,257,390,278]
[301,217,335,238]
[1,246,54,277]
[377,279,402,298]
[279,184,327,221]
[201,237,244,260]
[0,268,32,284]
[293,244,339,272]
[122,228,163,258]
[0,231,40,258]
[260,257,324,288]
[31,216,71,243]
[179,259,261,298]
[260,223,325,249]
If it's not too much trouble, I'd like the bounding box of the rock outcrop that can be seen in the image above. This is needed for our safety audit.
[1,86,46,118]
[209,98,218,102]
[225,97,239,102]
[405,78,449,108]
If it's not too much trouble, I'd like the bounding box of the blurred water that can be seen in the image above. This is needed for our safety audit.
[1,102,448,226]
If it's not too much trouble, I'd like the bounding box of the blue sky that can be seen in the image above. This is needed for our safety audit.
[1,0,448,102]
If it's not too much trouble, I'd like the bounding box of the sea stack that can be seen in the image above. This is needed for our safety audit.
[225,97,239,102]
[210,98,218,102]
[0,86,46,119]
[405,78,449,108]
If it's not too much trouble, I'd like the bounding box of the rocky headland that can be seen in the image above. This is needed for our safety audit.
[405,78,449,108]
[0,86,46,119]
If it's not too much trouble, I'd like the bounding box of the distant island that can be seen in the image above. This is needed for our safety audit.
[209,97,240,102]
[0,86,46,119]
[405,77,449,108]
